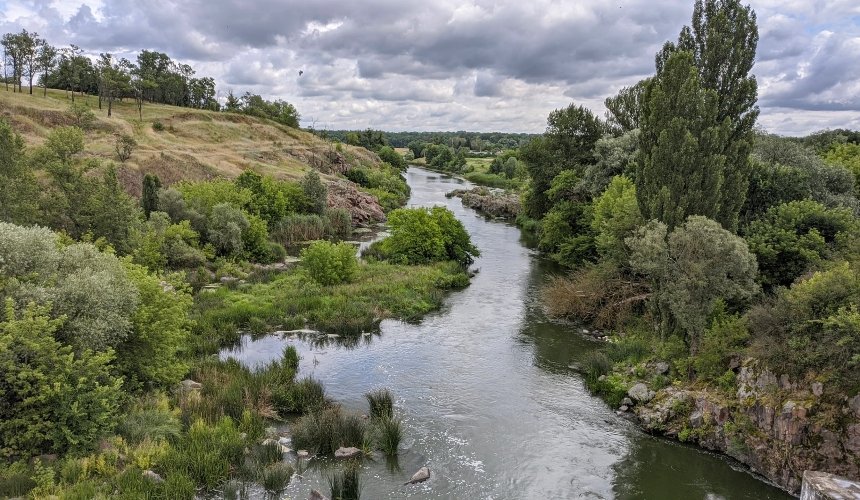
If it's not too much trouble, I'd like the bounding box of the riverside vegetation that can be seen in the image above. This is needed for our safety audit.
[459,0,860,493]
[0,77,479,498]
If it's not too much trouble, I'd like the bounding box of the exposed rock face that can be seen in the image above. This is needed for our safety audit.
[309,489,331,500]
[446,187,519,219]
[327,182,386,227]
[632,360,860,494]
[628,383,654,403]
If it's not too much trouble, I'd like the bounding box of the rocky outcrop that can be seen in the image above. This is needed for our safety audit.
[327,182,386,227]
[446,187,519,219]
[800,470,860,500]
[628,360,860,494]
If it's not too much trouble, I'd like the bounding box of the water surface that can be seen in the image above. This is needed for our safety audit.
[221,167,793,499]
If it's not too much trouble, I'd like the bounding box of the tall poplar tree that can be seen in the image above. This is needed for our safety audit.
[637,0,758,232]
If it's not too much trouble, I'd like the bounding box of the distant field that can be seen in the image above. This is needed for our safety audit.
[0,88,382,195]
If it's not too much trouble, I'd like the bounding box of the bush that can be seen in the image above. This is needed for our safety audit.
[115,134,136,162]
[375,418,402,457]
[68,102,96,129]
[208,203,250,257]
[365,389,394,420]
[692,305,749,382]
[118,395,181,444]
[261,462,294,497]
[374,207,479,266]
[152,121,165,132]
[291,406,367,455]
[325,208,353,240]
[301,170,328,215]
[273,213,327,245]
[581,351,613,383]
[328,461,362,500]
[0,301,123,459]
[159,418,245,492]
[301,241,358,286]
[745,200,859,288]
[750,262,860,388]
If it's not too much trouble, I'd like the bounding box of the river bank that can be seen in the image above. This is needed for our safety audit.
[220,167,793,498]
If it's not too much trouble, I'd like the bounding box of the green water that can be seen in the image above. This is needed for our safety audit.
[221,167,794,499]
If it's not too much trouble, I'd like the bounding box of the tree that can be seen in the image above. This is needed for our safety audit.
[116,263,192,390]
[644,0,759,231]
[142,173,162,217]
[604,79,648,133]
[636,51,729,231]
[628,216,758,353]
[115,133,136,162]
[0,300,123,458]
[208,203,249,256]
[591,175,642,263]
[1,32,23,92]
[18,30,40,94]
[97,53,131,117]
[745,200,859,288]
[0,119,38,224]
[301,170,328,215]
[36,40,57,97]
[521,103,604,218]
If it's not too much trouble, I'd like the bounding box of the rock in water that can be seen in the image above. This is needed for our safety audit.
[334,446,361,459]
[405,466,431,485]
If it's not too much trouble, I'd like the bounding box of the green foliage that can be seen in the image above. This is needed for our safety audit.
[0,118,39,225]
[745,200,859,288]
[301,241,359,286]
[328,460,362,500]
[261,462,294,497]
[141,173,162,218]
[301,170,328,215]
[520,103,604,218]
[591,175,642,263]
[628,216,758,352]
[0,223,139,352]
[67,102,96,129]
[233,92,300,127]
[119,395,182,444]
[0,301,122,459]
[580,129,639,196]
[365,389,394,420]
[375,418,402,457]
[160,418,245,492]
[605,80,648,133]
[692,304,749,382]
[291,406,367,455]
[750,262,860,388]
[639,0,758,232]
[117,263,192,390]
[130,212,206,271]
[374,207,479,266]
[114,134,136,162]
[377,146,406,170]
[44,125,84,163]
[208,203,249,256]
[582,351,613,383]
[538,200,595,268]
[824,142,860,196]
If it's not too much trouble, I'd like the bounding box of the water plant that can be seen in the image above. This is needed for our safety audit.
[365,389,394,420]
[328,461,362,500]
[375,417,403,457]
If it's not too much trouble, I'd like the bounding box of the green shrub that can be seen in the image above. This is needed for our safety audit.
[325,208,353,240]
[581,351,613,383]
[273,213,327,245]
[159,418,245,492]
[0,301,123,459]
[375,418,402,457]
[365,389,394,420]
[291,406,367,455]
[375,207,479,266]
[152,120,165,132]
[301,241,359,286]
[118,394,181,444]
[262,462,294,498]
[301,170,328,215]
[328,461,362,500]
[692,305,749,382]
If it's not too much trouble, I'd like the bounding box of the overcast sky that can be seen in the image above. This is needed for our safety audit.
[2,0,859,135]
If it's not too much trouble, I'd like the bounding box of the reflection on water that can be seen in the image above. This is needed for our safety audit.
[220,167,793,499]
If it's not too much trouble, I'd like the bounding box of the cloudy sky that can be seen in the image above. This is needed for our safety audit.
[2,0,859,135]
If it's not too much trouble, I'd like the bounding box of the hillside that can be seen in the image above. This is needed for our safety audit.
[0,89,384,197]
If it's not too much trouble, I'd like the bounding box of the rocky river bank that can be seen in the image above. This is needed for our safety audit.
[614,359,860,494]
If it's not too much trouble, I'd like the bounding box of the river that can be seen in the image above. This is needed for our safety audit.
[220,167,794,499]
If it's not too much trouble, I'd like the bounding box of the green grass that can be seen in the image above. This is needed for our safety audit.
[191,260,470,353]
[261,462,294,498]
[365,389,394,420]
[375,418,403,457]
[464,171,521,190]
[291,406,368,455]
[328,461,362,500]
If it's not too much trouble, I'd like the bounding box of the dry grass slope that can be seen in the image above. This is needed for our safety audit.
[0,88,382,196]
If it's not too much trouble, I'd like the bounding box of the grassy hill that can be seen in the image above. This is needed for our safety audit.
[0,88,383,196]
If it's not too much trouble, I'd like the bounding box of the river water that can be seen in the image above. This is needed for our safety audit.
[221,167,794,499]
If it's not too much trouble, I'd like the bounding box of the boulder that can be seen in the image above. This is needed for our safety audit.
[179,379,202,390]
[297,450,310,459]
[143,470,164,483]
[405,466,431,485]
[654,362,670,375]
[849,394,860,419]
[621,397,634,407]
[800,470,860,500]
[628,383,653,403]
[619,405,629,412]
[309,490,330,500]
[327,182,386,226]
[812,382,824,397]
[334,446,361,459]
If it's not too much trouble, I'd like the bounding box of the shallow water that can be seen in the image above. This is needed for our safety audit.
[220,167,794,499]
